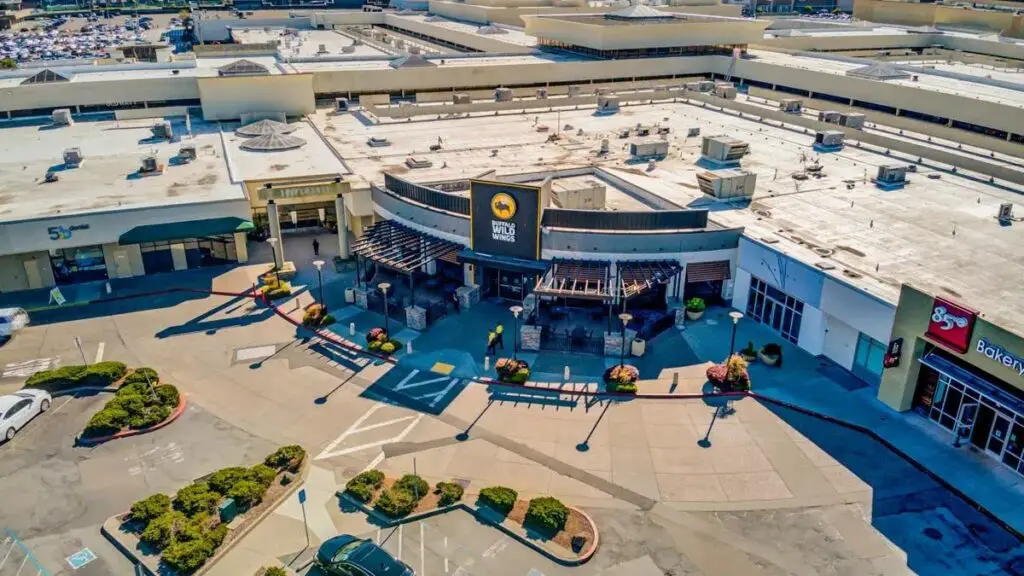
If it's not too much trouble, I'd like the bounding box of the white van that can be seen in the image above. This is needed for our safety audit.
[0,308,29,339]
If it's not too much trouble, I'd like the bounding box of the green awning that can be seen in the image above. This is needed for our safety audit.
[119,217,254,245]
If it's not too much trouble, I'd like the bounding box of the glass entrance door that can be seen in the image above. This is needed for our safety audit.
[988,413,1012,457]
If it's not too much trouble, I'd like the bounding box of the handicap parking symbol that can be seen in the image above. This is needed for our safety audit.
[66,547,97,570]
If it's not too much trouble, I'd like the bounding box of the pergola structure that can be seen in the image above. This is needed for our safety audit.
[618,260,682,299]
[533,259,613,301]
[351,220,462,292]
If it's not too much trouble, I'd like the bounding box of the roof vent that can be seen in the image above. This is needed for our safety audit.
[63,148,84,168]
[52,109,73,126]
[406,157,433,169]
[239,133,307,152]
[813,247,834,257]
[140,155,163,175]
[178,143,197,162]
[236,119,296,137]
[998,202,1014,221]
[814,262,836,271]
[152,121,173,140]
[217,59,269,77]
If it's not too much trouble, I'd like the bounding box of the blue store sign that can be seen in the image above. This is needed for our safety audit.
[48,224,90,241]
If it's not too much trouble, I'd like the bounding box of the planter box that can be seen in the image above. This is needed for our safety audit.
[759,352,779,366]
[685,310,704,321]
[740,353,757,363]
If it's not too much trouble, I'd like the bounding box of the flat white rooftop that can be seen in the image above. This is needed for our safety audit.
[286,52,577,72]
[0,116,243,223]
[389,14,538,48]
[223,119,344,181]
[230,27,391,59]
[316,100,1024,335]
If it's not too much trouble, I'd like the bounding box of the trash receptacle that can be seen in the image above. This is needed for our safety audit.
[218,498,238,524]
[631,338,646,357]
[345,288,355,304]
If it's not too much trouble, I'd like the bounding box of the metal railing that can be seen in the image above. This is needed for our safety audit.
[383,174,470,215]
[539,326,604,355]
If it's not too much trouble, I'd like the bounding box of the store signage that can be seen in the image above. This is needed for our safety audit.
[47,224,90,241]
[470,180,540,261]
[976,339,1024,378]
[257,183,334,202]
[926,297,976,353]
[883,337,903,368]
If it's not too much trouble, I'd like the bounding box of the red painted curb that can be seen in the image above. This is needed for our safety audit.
[569,505,600,563]
[77,394,187,446]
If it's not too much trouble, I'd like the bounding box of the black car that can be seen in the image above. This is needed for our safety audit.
[315,535,414,575]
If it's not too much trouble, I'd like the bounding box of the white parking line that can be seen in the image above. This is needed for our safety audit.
[93,342,105,364]
[51,396,75,415]
[315,403,423,461]
[444,537,449,574]
[398,524,403,561]
[420,522,426,576]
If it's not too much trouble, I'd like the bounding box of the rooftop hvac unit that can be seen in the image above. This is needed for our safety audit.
[567,85,581,97]
[599,138,609,154]
[494,87,513,102]
[636,125,652,137]
[395,39,406,49]
[657,126,671,135]
[63,147,83,168]
[696,169,757,199]
[536,88,548,100]
[874,164,908,190]
[52,108,73,126]
[818,110,841,124]
[336,97,350,112]
[317,43,328,54]
[700,135,748,168]
[406,156,432,169]
[178,143,197,162]
[684,81,702,91]
[594,87,610,96]
[597,95,620,114]
[779,99,803,114]
[714,85,737,100]
[687,127,701,138]
[152,121,173,140]
[998,202,1014,221]
[140,155,161,174]
[813,130,844,152]
[630,140,669,159]
[367,136,391,147]
[453,93,471,104]
[839,112,866,130]
[341,45,355,53]
[698,81,715,92]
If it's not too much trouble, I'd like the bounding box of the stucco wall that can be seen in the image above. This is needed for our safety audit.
[428,0,740,26]
[198,74,315,121]
[523,16,766,51]
[0,76,199,114]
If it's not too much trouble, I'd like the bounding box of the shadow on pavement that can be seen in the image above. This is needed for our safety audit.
[155,291,277,339]
[762,401,1024,576]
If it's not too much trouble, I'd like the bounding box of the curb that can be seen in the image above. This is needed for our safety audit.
[76,394,187,446]
[49,286,1024,542]
[336,491,598,566]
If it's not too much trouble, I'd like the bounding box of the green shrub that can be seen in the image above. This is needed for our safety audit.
[264,445,306,471]
[140,511,183,550]
[368,340,382,352]
[435,481,464,506]
[525,496,568,533]
[375,487,416,518]
[206,522,228,549]
[478,486,517,515]
[227,479,266,508]
[174,512,212,543]
[263,285,292,301]
[394,474,429,500]
[83,407,130,437]
[321,314,336,326]
[685,297,705,313]
[207,467,248,495]
[346,470,384,490]
[128,405,171,429]
[129,493,171,525]
[124,367,159,384]
[247,464,277,489]
[109,393,146,414]
[77,361,128,387]
[173,483,221,517]
[264,567,288,576]
[155,384,180,409]
[116,381,153,398]
[24,365,86,389]
[161,538,214,573]
[346,482,376,503]
[380,341,397,355]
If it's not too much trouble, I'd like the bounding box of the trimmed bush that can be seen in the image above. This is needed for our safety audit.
[83,407,130,437]
[124,368,159,385]
[525,496,569,533]
[207,467,248,496]
[77,361,129,387]
[685,297,706,313]
[603,364,639,393]
[130,493,171,525]
[346,481,375,503]
[247,464,277,490]
[368,340,382,352]
[435,481,464,506]
[25,365,86,389]
[347,470,385,490]
[25,361,126,391]
[264,445,306,471]
[394,474,429,500]
[478,486,517,515]
[495,358,530,384]
[380,341,398,355]
[321,314,336,326]
[173,483,221,516]
[140,511,183,550]
[155,384,180,408]
[161,538,215,573]
[227,479,266,508]
[128,405,171,430]
[375,487,416,518]
[264,568,288,576]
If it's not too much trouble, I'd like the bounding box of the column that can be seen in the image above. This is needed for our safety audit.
[335,193,350,259]
[267,199,285,268]
[233,232,249,263]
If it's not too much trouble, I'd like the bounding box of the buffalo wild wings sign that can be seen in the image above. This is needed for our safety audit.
[469,180,541,261]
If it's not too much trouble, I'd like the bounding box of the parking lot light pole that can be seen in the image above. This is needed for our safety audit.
[379,282,392,337]
[618,312,633,368]
[509,305,523,360]
[313,260,326,311]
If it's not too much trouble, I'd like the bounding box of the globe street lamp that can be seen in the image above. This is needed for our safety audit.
[509,305,523,361]
[313,260,326,311]
[378,282,392,338]
[266,237,281,286]
[618,312,633,368]
[728,310,744,358]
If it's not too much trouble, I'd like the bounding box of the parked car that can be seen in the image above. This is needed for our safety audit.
[315,535,414,576]
[0,389,51,442]
[0,308,29,340]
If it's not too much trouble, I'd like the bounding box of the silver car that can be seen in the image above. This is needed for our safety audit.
[0,389,51,442]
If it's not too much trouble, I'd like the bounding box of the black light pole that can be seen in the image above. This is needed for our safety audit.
[313,260,326,311]
[379,282,392,337]
[510,305,523,361]
[728,310,744,358]
[618,312,633,368]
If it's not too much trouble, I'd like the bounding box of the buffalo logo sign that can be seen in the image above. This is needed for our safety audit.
[490,193,517,221]
[925,297,976,354]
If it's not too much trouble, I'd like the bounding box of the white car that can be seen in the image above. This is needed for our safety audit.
[0,389,51,442]
[0,308,29,339]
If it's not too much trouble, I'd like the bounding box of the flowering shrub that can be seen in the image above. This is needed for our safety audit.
[706,354,751,391]
[603,364,640,393]
[302,304,326,327]
[495,358,530,384]
[366,327,388,344]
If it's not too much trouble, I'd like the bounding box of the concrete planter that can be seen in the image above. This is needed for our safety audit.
[758,352,779,366]
[685,309,704,321]
[740,352,757,363]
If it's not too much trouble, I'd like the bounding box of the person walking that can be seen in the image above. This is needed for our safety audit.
[450,291,460,314]
[495,323,505,350]
[486,329,497,356]
[312,238,320,256]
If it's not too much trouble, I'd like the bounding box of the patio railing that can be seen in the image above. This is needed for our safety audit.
[366,292,409,326]
[539,326,604,355]
[635,312,675,341]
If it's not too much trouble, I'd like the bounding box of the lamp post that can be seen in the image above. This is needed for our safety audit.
[266,237,281,286]
[618,312,633,368]
[313,260,325,311]
[728,310,744,358]
[379,282,392,338]
[509,305,523,361]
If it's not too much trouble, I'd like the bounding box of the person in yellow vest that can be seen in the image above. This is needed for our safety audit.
[486,329,497,356]
[495,323,505,350]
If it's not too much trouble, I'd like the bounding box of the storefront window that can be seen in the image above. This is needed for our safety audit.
[852,333,885,385]
[745,277,803,343]
[49,245,108,285]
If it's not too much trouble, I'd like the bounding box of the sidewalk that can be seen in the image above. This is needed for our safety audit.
[679,306,1024,538]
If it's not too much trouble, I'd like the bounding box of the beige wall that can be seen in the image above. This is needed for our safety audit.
[0,76,198,114]
[427,0,741,27]
[523,16,766,51]
[854,0,1024,37]
[0,252,54,292]
[198,74,315,121]
[382,14,534,53]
